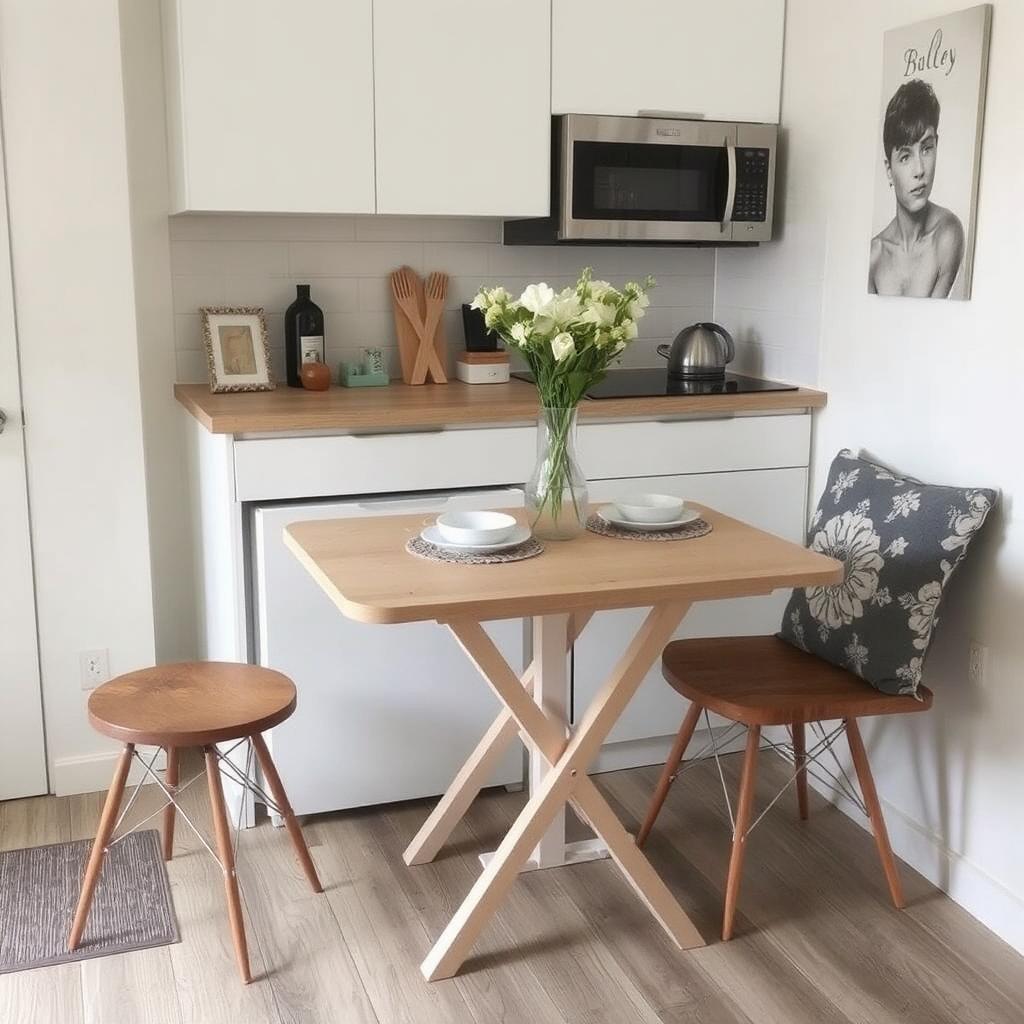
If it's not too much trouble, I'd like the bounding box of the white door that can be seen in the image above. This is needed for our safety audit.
[0,102,48,800]
[373,0,551,216]
[163,0,376,213]
[552,0,785,124]
[574,468,807,756]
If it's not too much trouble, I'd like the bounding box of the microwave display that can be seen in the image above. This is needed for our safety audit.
[572,141,725,222]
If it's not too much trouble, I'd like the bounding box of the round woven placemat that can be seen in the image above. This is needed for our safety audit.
[406,535,544,564]
[585,514,712,542]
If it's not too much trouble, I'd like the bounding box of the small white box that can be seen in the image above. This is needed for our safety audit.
[456,358,511,384]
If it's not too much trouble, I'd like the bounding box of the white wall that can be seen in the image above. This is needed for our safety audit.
[119,0,196,665]
[168,217,716,382]
[716,0,1024,953]
[0,0,157,793]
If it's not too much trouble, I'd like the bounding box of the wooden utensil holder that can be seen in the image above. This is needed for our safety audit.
[390,266,448,385]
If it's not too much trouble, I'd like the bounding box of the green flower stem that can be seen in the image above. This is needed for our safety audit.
[533,405,582,531]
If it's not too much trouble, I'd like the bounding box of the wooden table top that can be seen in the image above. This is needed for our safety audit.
[174,379,827,434]
[284,505,843,625]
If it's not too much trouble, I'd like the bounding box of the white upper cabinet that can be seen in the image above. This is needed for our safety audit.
[551,0,785,124]
[162,0,376,214]
[372,0,551,217]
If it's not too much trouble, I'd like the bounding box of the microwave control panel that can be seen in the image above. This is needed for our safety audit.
[733,148,770,222]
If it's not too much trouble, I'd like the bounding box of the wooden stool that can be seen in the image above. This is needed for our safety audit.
[68,662,322,983]
[636,637,932,941]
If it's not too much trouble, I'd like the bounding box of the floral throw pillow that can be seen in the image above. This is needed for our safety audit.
[778,450,995,696]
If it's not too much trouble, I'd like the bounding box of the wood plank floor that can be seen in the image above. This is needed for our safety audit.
[2,752,1022,1024]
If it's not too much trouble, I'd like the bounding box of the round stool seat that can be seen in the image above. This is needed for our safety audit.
[87,661,297,747]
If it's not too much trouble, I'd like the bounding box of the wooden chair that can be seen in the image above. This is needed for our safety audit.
[68,662,322,983]
[636,636,932,940]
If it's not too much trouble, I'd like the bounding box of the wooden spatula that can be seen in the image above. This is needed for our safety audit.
[410,272,449,384]
[390,266,421,383]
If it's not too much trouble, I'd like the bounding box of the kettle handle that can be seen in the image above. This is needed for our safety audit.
[657,343,671,359]
[707,322,735,364]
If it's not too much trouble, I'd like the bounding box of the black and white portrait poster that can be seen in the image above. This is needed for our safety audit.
[868,4,991,300]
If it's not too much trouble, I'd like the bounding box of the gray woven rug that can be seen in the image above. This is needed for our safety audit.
[0,829,179,974]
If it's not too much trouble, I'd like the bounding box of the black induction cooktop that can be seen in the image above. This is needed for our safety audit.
[511,369,799,399]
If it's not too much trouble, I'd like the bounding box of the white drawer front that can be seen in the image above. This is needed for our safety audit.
[234,426,536,501]
[578,414,811,480]
[233,413,811,502]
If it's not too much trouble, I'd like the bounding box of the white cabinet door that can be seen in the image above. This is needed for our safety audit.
[373,0,551,216]
[163,0,375,213]
[552,0,784,124]
[573,468,807,756]
[253,489,524,816]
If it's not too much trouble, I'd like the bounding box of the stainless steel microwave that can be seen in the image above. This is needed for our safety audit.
[503,113,778,245]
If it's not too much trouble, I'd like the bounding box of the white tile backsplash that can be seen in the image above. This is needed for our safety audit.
[168,214,716,382]
[711,195,825,387]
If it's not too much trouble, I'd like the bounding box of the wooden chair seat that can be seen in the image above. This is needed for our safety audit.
[87,661,297,746]
[661,636,933,726]
[640,635,935,941]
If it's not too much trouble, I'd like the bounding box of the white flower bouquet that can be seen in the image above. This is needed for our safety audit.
[471,268,655,537]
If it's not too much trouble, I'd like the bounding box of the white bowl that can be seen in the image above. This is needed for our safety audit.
[613,493,686,524]
[436,510,518,546]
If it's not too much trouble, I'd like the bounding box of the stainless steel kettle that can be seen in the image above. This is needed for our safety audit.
[657,321,735,379]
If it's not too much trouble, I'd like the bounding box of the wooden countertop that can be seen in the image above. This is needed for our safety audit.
[174,379,826,435]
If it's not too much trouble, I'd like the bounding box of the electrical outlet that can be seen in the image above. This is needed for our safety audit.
[80,649,110,690]
[968,641,988,687]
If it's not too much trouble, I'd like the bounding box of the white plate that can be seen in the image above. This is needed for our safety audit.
[420,523,532,554]
[597,505,700,532]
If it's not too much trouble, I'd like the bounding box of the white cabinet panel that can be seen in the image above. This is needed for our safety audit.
[163,0,375,213]
[579,414,810,481]
[373,0,551,216]
[552,0,784,124]
[254,489,524,815]
[234,425,535,501]
[574,467,807,752]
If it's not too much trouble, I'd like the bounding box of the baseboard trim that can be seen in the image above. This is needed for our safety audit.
[52,747,167,797]
[795,753,1024,957]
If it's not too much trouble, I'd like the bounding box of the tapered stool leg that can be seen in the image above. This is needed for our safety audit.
[251,733,323,893]
[69,743,135,950]
[163,746,179,861]
[205,747,251,984]
[722,725,760,941]
[792,721,809,821]
[845,718,905,909]
[637,702,702,847]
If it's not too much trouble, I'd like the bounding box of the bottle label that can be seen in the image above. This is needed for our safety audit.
[300,335,325,364]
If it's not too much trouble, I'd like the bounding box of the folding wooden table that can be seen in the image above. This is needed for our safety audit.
[284,504,841,981]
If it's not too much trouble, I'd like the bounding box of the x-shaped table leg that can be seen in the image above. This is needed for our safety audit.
[403,611,593,868]
[418,601,704,981]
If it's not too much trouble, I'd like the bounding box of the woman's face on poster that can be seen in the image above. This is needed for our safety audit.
[885,126,938,213]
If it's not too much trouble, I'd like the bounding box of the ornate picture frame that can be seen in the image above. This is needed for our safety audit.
[199,306,275,393]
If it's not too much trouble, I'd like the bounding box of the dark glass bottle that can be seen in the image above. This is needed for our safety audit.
[284,284,325,387]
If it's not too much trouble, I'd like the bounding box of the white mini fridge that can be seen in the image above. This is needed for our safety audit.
[252,488,525,817]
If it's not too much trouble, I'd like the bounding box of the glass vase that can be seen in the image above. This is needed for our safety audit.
[525,406,589,540]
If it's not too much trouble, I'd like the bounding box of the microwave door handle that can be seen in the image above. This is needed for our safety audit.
[721,142,737,230]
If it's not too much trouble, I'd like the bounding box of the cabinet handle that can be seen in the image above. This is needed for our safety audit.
[356,496,450,513]
[0,408,6,434]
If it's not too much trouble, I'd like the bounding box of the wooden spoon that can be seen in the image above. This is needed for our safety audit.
[411,272,449,384]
